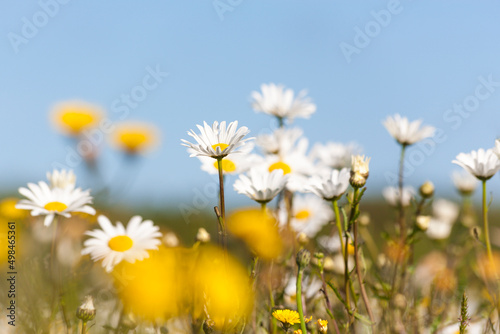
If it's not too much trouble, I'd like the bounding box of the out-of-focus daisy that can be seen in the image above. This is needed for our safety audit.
[284,275,322,306]
[451,170,478,195]
[256,127,303,156]
[181,121,252,159]
[312,142,360,170]
[432,199,459,224]
[307,168,350,201]
[251,83,316,122]
[233,169,287,204]
[425,218,454,240]
[47,169,76,190]
[452,148,500,181]
[263,137,314,192]
[280,194,332,237]
[382,186,415,207]
[317,234,354,254]
[110,121,160,155]
[82,215,162,272]
[383,114,435,146]
[196,144,261,175]
[50,100,104,136]
[16,181,95,226]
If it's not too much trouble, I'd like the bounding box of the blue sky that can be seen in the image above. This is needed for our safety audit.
[2,1,500,209]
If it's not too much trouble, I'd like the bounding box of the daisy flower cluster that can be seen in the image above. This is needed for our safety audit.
[7,84,500,334]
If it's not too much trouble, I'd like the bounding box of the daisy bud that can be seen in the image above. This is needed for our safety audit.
[416,215,430,231]
[323,256,335,271]
[296,249,311,268]
[317,319,328,334]
[297,232,309,246]
[76,296,96,322]
[163,232,179,247]
[359,212,370,226]
[350,155,370,188]
[471,226,481,241]
[419,181,434,198]
[394,293,407,309]
[196,228,211,243]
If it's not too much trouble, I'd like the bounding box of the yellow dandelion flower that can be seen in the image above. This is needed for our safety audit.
[227,208,283,260]
[110,121,160,155]
[50,100,103,136]
[272,309,301,327]
[294,330,302,334]
[317,319,328,333]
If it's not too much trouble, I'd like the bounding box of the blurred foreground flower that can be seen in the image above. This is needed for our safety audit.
[251,83,316,123]
[82,215,162,272]
[452,148,500,181]
[383,114,435,146]
[181,121,252,159]
[228,208,283,259]
[16,178,95,226]
[50,100,104,136]
[0,198,27,221]
[110,121,160,155]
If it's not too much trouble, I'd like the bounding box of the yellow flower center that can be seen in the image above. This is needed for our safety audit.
[119,132,149,153]
[44,201,68,212]
[268,161,292,175]
[108,235,134,252]
[61,111,95,134]
[211,143,229,152]
[295,210,310,220]
[213,159,236,173]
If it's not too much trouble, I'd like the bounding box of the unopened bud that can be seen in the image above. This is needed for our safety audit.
[296,249,311,268]
[359,212,370,226]
[297,232,309,246]
[350,155,370,188]
[163,232,179,247]
[419,181,434,198]
[416,215,430,231]
[323,256,335,271]
[76,296,96,322]
[196,228,211,243]
[471,226,481,241]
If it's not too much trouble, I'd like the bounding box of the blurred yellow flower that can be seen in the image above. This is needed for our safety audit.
[110,121,160,155]
[317,319,328,333]
[190,245,254,331]
[227,208,283,260]
[117,246,182,321]
[50,100,103,136]
[477,252,500,281]
[0,198,27,221]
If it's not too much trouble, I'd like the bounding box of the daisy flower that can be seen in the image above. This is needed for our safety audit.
[307,168,350,201]
[311,142,361,170]
[432,198,459,224]
[233,168,288,204]
[251,83,316,122]
[425,218,454,240]
[452,148,500,181]
[382,186,415,207]
[383,114,435,146]
[110,121,160,155]
[47,169,76,190]
[181,121,252,159]
[50,100,104,136]
[16,181,95,226]
[196,143,261,175]
[81,215,162,272]
[256,127,304,156]
[280,193,333,237]
[283,275,322,306]
[451,170,478,195]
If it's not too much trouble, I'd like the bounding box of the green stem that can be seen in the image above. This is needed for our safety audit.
[261,202,267,213]
[482,180,494,266]
[398,144,407,242]
[296,268,307,334]
[81,321,87,334]
[332,200,345,256]
[217,158,227,251]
